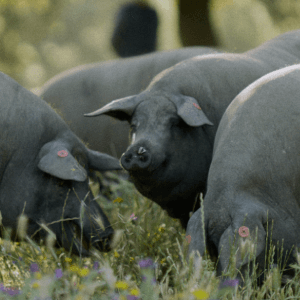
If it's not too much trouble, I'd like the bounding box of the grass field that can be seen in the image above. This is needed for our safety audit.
[0,172,299,299]
[2,1,300,299]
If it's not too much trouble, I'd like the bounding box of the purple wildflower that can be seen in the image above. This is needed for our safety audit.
[0,284,21,296]
[6,287,21,296]
[93,261,99,270]
[30,263,39,273]
[127,296,139,300]
[141,275,156,285]
[138,258,154,268]
[222,279,239,287]
[18,257,22,261]
[130,213,138,221]
[55,269,63,279]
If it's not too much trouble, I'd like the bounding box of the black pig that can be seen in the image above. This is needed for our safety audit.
[86,30,300,228]
[187,64,300,280]
[38,47,221,158]
[0,72,121,256]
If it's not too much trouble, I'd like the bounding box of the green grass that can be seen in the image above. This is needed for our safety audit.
[0,172,299,299]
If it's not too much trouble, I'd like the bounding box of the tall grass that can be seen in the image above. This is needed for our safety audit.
[0,171,299,299]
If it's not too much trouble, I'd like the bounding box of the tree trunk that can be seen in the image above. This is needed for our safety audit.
[179,0,218,47]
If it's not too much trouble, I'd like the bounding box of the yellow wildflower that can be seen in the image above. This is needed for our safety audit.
[130,288,139,296]
[115,281,128,290]
[114,250,119,258]
[38,255,46,261]
[32,282,39,289]
[69,265,80,273]
[120,296,126,300]
[192,289,209,299]
[65,257,72,263]
[113,197,123,203]
[158,224,166,232]
[130,257,134,262]
[160,258,166,264]
[34,272,42,280]
[78,268,89,277]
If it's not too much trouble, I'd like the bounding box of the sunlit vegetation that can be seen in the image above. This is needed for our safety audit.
[0,176,299,299]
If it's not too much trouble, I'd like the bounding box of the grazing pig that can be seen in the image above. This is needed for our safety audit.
[186,63,300,280]
[0,71,121,256]
[85,30,300,228]
[38,47,221,158]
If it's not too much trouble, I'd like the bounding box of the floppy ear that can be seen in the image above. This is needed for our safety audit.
[186,208,207,260]
[170,95,213,127]
[84,95,142,121]
[87,149,122,171]
[38,140,87,182]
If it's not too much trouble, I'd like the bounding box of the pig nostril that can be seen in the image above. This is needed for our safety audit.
[125,153,132,162]
[138,147,146,155]
[139,155,148,162]
[122,145,151,171]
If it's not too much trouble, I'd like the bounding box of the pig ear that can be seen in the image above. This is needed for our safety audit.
[84,95,141,121]
[186,208,207,260]
[171,95,213,127]
[38,141,87,182]
[87,149,122,171]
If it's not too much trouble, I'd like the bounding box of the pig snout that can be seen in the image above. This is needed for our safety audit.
[121,144,151,171]
[92,231,114,252]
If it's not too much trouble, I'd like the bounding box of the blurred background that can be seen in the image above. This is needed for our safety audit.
[1,0,300,90]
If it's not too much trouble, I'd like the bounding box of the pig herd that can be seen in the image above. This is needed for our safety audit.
[4,29,300,282]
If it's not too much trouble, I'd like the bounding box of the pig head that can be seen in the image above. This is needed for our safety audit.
[85,92,214,228]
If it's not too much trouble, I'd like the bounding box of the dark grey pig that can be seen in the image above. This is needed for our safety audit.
[0,71,121,256]
[38,47,221,158]
[187,64,300,280]
[86,30,300,228]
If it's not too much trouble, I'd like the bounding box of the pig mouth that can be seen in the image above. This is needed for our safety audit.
[128,162,164,180]
[128,158,170,185]
[68,221,111,254]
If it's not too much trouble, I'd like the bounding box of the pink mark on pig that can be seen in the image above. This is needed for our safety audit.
[57,150,68,157]
[193,103,201,110]
[186,235,191,244]
[238,226,249,237]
